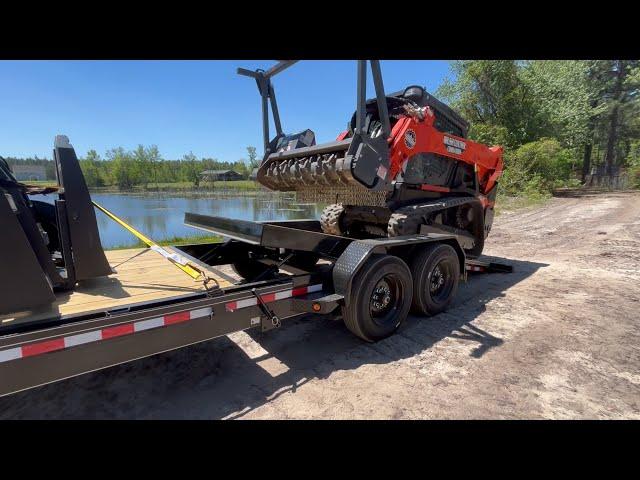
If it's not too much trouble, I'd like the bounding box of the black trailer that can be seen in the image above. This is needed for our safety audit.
[0,210,511,397]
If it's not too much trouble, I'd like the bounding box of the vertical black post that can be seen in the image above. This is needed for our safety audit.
[261,79,270,154]
[269,83,283,137]
[355,60,367,135]
[55,200,76,288]
[55,135,112,281]
[370,60,391,139]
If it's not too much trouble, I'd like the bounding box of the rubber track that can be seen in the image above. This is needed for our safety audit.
[387,197,479,236]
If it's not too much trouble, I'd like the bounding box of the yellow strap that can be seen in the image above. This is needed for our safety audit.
[92,201,203,281]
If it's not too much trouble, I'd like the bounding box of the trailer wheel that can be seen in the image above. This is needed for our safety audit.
[342,255,413,342]
[409,243,459,316]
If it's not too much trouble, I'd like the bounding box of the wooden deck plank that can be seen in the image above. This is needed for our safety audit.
[0,248,234,327]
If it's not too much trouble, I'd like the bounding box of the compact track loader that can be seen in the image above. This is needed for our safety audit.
[240,61,504,258]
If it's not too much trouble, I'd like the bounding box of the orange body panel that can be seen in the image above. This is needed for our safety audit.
[386,108,503,194]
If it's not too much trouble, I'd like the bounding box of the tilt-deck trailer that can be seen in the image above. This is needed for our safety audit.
[0,211,511,397]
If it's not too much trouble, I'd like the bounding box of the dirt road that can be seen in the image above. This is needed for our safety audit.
[2,191,639,419]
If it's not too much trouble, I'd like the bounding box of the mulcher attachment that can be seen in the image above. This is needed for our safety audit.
[0,135,112,316]
[258,138,391,206]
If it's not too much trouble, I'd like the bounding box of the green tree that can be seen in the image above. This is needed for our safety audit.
[521,61,606,181]
[108,147,137,189]
[147,145,161,186]
[437,60,546,148]
[522,61,599,147]
[132,144,151,188]
[246,146,259,169]
[233,160,249,179]
[183,152,200,187]
[501,138,575,195]
[627,140,640,188]
[79,149,104,187]
[588,60,640,174]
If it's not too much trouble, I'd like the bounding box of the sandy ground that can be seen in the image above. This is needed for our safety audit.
[1,191,639,419]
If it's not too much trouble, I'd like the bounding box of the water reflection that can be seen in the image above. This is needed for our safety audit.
[32,192,325,248]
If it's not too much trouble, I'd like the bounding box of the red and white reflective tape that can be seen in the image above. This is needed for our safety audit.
[225,284,323,312]
[466,265,484,272]
[0,307,212,364]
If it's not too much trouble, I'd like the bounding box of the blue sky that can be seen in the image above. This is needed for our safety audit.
[0,60,452,162]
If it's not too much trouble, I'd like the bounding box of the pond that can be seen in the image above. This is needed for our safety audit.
[34,192,326,249]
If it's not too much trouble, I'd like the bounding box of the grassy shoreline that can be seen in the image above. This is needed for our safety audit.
[95,180,261,193]
[106,234,222,251]
[26,179,263,193]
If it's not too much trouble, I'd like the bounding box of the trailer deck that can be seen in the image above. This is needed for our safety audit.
[0,248,234,330]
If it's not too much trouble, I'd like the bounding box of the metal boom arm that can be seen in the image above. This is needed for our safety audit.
[237,60,390,155]
[237,61,298,154]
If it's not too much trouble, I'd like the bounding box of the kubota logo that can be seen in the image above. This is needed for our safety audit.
[404,129,416,149]
[444,136,466,155]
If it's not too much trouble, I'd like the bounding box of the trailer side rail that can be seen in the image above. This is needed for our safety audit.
[0,274,326,397]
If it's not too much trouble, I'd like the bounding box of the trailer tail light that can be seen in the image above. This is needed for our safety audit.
[225,284,323,312]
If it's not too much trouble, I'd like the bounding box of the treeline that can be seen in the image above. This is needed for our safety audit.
[6,145,260,189]
[437,60,640,193]
[6,61,640,195]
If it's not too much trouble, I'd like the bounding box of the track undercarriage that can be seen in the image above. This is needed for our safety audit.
[319,196,486,258]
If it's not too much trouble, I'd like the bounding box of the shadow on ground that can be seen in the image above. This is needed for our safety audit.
[0,256,547,420]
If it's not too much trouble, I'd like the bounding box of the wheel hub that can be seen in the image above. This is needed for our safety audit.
[430,265,445,294]
[371,280,393,313]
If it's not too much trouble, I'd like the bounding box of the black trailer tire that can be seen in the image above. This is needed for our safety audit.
[342,255,413,342]
[409,243,459,316]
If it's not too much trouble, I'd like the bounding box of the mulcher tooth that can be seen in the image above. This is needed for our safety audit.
[320,155,336,186]
[277,161,290,187]
[335,155,351,184]
[322,154,340,184]
[310,155,323,185]
[287,159,296,184]
[264,162,279,189]
[299,157,315,185]
[284,159,295,186]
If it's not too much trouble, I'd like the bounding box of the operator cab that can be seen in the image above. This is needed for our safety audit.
[346,85,470,139]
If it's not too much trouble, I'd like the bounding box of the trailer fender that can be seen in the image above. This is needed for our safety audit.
[332,241,387,307]
[333,236,466,306]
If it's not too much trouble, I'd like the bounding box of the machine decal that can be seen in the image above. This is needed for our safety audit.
[404,129,417,149]
[443,136,467,155]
